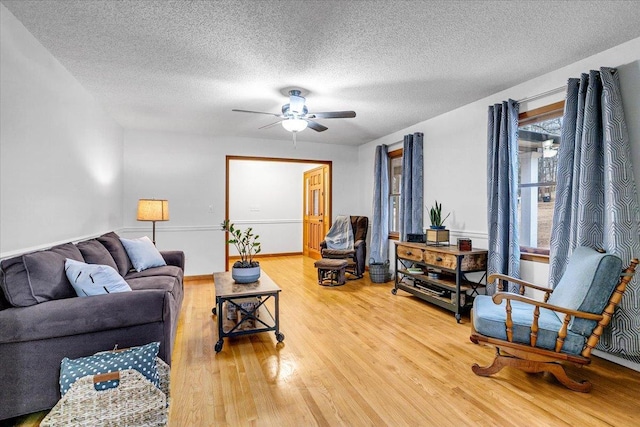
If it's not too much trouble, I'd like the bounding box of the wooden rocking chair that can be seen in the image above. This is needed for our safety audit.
[470,246,638,392]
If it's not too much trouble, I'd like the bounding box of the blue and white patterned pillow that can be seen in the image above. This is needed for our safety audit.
[59,342,160,396]
[64,259,131,297]
[120,236,167,272]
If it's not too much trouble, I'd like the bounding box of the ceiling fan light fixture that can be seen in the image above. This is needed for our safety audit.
[282,118,308,132]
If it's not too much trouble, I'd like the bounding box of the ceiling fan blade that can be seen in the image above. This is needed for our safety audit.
[232,109,283,117]
[307,111,356,119]
[259,120,284,130]
[306,120,328,132]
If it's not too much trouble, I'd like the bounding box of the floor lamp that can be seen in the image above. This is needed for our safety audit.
[137,199,169,245]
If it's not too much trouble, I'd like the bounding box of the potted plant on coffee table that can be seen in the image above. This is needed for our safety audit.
[427,201,450,246]
[221,220,262,283]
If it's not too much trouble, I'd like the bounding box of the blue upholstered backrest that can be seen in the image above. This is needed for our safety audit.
[548,247,622,336]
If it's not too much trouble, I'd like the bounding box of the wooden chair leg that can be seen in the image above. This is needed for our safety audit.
[472,353,592,392]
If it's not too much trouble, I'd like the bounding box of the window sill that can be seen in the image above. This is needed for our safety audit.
[520,246,549,264]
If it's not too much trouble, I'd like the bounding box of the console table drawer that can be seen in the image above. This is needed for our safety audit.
[423,251,487,271]
[397,245,423,262]
[423,251,457,269]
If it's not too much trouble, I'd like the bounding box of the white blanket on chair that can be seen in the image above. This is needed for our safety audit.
[325,215,354,250]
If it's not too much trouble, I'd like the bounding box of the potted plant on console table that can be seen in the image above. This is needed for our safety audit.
[221,219,262,283]
[427,201,450,246]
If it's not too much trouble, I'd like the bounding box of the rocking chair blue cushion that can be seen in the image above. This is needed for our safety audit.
[473,296,587,354]
[472,246,622,356]
[546,247,622,336]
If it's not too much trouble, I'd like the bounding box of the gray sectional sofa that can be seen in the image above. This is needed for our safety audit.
[0,231,184,420]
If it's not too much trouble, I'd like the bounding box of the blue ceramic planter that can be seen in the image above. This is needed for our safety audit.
[232,266,261,284]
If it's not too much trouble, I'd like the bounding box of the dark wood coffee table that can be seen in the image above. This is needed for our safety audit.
[212,271,284,352]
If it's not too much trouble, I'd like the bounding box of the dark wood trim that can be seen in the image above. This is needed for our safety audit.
[519,100,564,125]
[225,155,333,271]
[230,252,303,261]
[388,232,400,241]
[388,148,403,158]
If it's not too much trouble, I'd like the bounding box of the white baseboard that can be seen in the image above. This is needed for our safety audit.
[593,349,640,372]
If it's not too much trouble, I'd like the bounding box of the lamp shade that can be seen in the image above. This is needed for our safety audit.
[137,199,169,221]
[282,118,308,132]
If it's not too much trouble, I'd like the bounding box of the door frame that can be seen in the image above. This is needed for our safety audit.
[225,155,332,270]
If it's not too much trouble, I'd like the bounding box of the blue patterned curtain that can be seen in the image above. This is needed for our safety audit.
[371,144,389,263]
[550,67,640,362]
[486,100,520,294]
[400,133,423,241]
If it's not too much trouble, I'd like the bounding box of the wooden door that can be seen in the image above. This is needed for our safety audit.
[303,165,330,259]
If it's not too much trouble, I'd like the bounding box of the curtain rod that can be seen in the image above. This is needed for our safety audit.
[517,85,566,103]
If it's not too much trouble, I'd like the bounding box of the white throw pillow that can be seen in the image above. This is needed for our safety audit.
[64,259,131,297]
[120,236,167,272]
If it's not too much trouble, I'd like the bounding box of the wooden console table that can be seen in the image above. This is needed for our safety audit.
[212,271,284,352]
[392,242,487,323]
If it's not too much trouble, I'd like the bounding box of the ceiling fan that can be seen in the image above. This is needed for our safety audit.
[232,89,356,134]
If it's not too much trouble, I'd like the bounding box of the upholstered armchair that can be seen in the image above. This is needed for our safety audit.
[320,216,368,278]
[470,246,638,392]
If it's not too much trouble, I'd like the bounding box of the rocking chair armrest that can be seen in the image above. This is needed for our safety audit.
[492,292,604,321]
[488,273,554,295]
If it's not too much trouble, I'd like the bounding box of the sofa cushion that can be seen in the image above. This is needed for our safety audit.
[0,289,167,345]
[76,239,118,271]
[472,295,587,355]
[126,275,180,293]
[120,236,167,272]
[97,232,133,276]
[60,341,160,396]
[5,243,82,307]
[125,265,183,281]
[65,259,132,297]
[0,255,30,307]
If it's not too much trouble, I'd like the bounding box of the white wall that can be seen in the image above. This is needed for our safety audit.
[0,5,124,257]
[228,160,321,256]
[358,37,640,285]
[121,129,361,275]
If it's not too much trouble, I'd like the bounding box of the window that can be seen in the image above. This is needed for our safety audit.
[517,101,564,256]
[388,148,403,239]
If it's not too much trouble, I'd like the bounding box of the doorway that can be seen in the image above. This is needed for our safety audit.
[225,156,332,268]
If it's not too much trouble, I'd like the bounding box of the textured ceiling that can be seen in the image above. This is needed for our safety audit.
[3,0,640,146]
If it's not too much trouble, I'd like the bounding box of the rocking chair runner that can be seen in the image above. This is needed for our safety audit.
[470,247,638,392]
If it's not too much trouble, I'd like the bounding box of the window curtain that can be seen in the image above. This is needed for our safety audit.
[370,144,389,263]
[549,67,640,362]
[486,99,520,294]
[400,133,423,241]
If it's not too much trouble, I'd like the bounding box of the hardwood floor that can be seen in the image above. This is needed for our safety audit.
[10,255,640,426]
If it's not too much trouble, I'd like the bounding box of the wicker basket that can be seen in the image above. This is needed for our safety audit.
[369,258,390,283]
[42,358,170,427]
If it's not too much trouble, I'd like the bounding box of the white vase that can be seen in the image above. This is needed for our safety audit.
[232,265,261,284]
